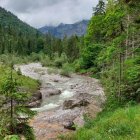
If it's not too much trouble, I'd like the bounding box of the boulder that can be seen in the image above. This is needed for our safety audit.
[63,121,76,130]
[32,90,42,101]
[63,99,89,110]
[44,89,61,97]
[45,83,54,88]
[74,92,93,100]
[28,90,42,108]
[63,93,92,110]
[53,79,59,82]
[28,100,41,108]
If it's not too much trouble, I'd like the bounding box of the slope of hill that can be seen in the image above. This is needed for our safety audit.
[0,7,42,55]
[0,7,40,36]
[39,20,89,38]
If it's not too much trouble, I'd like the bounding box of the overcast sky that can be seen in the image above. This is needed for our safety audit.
[0,0,98,28]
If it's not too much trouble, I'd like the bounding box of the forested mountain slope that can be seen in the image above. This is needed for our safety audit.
[39,20,89,38]
[0,7,43,55]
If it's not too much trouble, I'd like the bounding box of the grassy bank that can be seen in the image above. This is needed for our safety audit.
[60,105,140,140]
[0,64,39,93]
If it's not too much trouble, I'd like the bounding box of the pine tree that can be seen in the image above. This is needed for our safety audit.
[93,0,106,15]
[0,62,36,139]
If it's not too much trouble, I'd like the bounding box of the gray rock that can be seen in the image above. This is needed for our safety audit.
[33,91,42,100]
[74,92,93,100]
[28,90,42,107]
[63,99,89,110]
[28,100,41,108]
[44,89,61,97]
[53,79,59,82]
[63,121,76,130]
[63,93,92,110]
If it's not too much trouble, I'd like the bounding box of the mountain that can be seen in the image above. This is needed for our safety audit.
[0,7,43,55]
[0,7,40,36]
[39,20,89,38]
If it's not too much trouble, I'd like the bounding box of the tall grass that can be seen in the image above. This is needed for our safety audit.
[61,105,140,140]
[0,65,39,93]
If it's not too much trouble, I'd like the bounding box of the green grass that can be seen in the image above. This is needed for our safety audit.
[4,135,20,140]
[61,105,140,140]
[0,65,39,93]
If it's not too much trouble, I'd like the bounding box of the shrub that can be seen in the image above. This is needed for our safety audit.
[4,135,20,140]
[53,53,68,68]
[60,63,74,77]
[30,53,40,62]
[17,68,22,75]
[40,55,53,67]
[54,58,63,68]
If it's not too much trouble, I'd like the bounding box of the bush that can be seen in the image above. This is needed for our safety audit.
[53,53,68,68]
[73,59,82,72]
[40,55,53,67]
[54,58,63,68]
[30,52,40,62]
[4,135,20,140]
[60,63,74,77]
[17,68,22,75]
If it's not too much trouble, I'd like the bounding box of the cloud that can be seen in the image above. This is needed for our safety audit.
[0,0,98,28]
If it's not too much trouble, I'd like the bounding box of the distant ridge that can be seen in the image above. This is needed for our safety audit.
[39,20,89,38]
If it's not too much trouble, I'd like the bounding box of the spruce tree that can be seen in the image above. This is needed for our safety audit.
[0,62,36,139]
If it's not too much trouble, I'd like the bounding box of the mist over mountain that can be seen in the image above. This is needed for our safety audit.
[39,20,89,38]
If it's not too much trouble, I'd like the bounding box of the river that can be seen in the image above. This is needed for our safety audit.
[16,63,105,140]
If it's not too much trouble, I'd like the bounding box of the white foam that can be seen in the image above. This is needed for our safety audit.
[60,90,74,99]
[32,103,59,112]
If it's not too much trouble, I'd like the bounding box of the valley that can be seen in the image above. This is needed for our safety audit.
[0,0,140,139]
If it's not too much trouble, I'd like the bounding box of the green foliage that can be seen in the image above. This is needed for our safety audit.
[81,44,105,69]
[73,59,83,72]
[53,53,68,68]
[0,70,36,139]
[61,1,140,139]
[16,123,35,140]
[0,7,43,55]
[0,64,38,139]
[93,0,106,16]
[0,65,39,92]
[61,105,140,140]
[78,0,140,108]
[60,63,74,77]
[4,135,20,140]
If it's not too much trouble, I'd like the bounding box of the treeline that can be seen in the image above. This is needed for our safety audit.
[80,0,140,108]
[43,34,83,62]
[0,6,83,62]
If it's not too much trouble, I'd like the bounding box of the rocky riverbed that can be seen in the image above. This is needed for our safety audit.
[16,63,105,140]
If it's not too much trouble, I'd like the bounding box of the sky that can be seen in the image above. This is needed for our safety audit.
[0,0,98,28]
